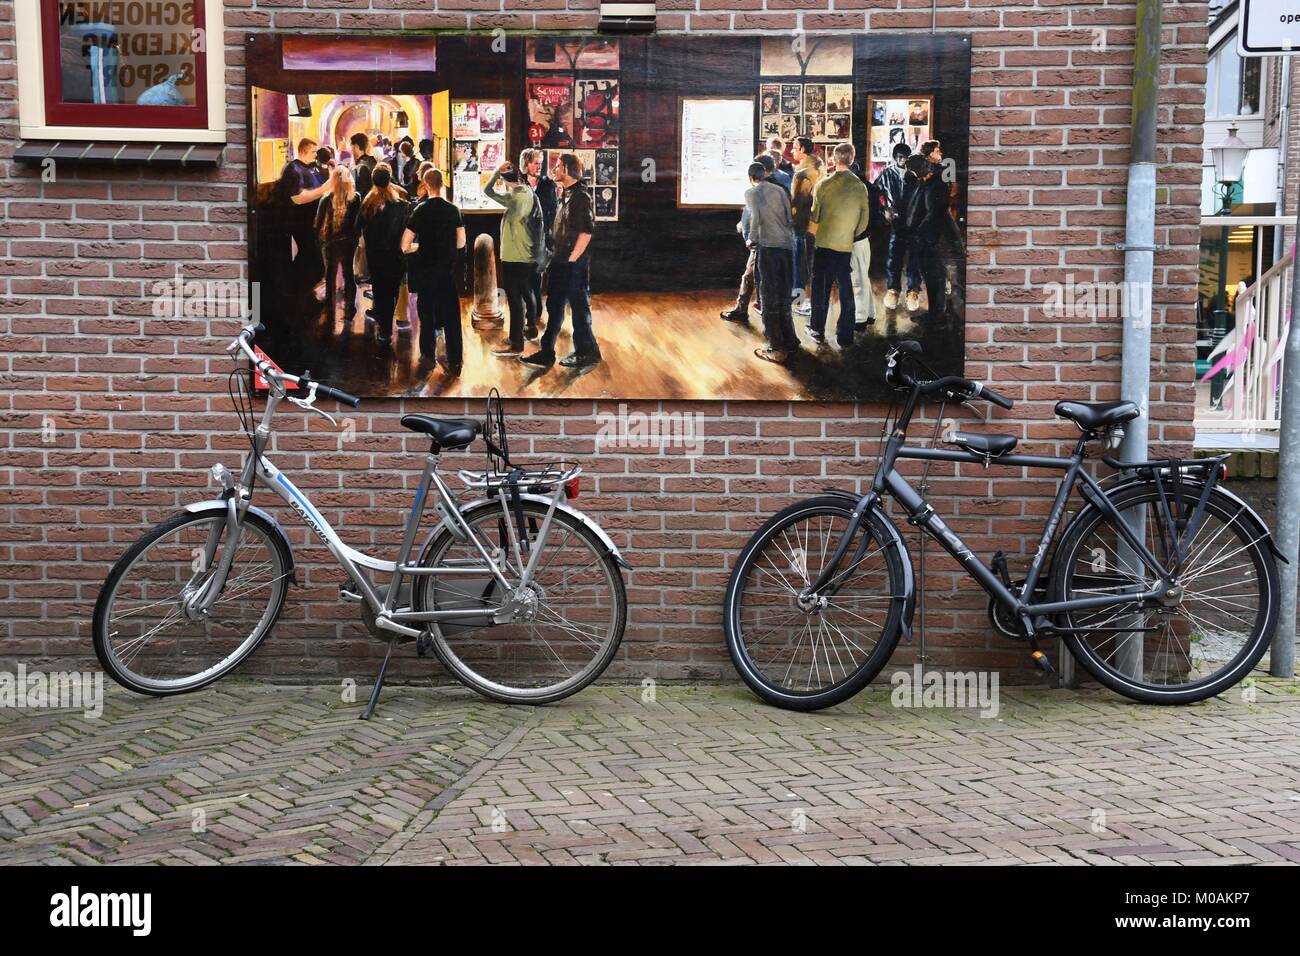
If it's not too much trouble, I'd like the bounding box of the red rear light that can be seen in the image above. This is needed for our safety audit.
[565,477,581,498]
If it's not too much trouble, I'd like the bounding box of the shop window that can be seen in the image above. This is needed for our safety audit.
[14,0,227,144]
[1207,37,1261,119]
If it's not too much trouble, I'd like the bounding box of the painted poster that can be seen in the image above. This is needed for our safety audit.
[448,101,508,210]
[527,76,575,147]
[479,103,506,136]
[453,140,479,172]
[479,140,505,172]
[594,149,618,186]
[248,33,970,403]
[594,184,617,220]
[868,95,933,180]
[452,101,478,139]
[826,83,853,112]
[780,84,801,113]
[574,78,619,148]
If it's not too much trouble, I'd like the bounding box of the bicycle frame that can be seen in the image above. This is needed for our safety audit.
[808,386,1224,634]
[196,379,575,641]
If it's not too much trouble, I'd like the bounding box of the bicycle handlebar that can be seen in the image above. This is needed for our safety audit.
[312,381,362,409]
[885,342,1014,411]
[229,323,361,408]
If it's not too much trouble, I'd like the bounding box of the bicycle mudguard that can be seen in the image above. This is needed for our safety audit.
[822,489,916,642]
[183,499,298,583]
[429,495,632,571]
[1089,473,1288,565]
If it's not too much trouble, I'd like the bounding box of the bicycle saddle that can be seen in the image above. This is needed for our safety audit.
[945,432,1018,457]
[1054,400,1139,431]
[400,415,481,450]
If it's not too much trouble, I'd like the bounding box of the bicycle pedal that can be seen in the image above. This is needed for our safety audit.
[1030,649,1056,677]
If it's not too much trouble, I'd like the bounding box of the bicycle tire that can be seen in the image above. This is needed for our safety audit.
[724,495,907,711]
[415,500,627,705]
[93,509,291,696]
[1053,481,1278,704]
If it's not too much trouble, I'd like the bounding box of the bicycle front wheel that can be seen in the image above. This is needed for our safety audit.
[1054,482,1279,704]
[724,496,907,711]
[92,509,291,695]
[416,500,627,704]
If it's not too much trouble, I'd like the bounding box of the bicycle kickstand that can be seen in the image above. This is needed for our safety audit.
[360,635,400,721]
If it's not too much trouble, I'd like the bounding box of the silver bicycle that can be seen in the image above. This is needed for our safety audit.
[93,323,630,717]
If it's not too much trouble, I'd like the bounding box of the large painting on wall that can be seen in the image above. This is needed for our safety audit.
[246,32,971,401]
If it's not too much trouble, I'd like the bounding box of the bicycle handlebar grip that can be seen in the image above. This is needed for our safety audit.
[315,383,361,408]
[981,386,1014,410]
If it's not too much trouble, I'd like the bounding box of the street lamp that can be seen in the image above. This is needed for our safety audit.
[1211,124,1250,209]
[1208,124,1250,403]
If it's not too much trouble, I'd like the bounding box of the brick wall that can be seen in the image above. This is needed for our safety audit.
[0,1,1208,685]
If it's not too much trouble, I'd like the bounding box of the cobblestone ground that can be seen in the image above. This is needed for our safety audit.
[2,680,1299,865]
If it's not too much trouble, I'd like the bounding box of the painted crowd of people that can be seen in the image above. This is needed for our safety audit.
[722,134,959,365]
[276,132,602,379]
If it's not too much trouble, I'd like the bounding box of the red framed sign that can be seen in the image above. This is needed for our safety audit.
[40,0,210,129]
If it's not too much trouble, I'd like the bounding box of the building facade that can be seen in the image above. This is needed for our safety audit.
[0,0,1209,682]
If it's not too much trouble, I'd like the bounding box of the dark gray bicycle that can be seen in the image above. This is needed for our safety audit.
[725,340,1283,710]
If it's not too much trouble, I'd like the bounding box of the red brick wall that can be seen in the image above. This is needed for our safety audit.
[0,1,1208,684]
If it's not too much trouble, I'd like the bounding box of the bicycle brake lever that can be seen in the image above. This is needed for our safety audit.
[287,382,339,428]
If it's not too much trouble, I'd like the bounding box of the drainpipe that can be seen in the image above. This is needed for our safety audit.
[1272,157,1300,680]
[1113,0,1161,678]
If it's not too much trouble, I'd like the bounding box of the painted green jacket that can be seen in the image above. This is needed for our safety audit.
[484,170,536,262]
[810,169,871,253]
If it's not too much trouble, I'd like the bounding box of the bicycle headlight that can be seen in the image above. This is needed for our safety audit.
[210,463,234,490]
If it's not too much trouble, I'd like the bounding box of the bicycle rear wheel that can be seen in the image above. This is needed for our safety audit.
[92,510,291,695]
[1054,482,1278,703]
[724,496,907,711]
[416,500,627,704]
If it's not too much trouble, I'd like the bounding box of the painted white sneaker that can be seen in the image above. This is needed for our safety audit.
[883,289,900,310]
[906,290,921,312]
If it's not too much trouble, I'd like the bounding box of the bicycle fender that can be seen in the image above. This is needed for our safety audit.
[1094,474,1288,565]
[183,499,298,582]
[432,495,632,571]
[822,489,916,642]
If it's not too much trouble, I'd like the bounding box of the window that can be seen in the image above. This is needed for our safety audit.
[1207,37,1261,118]
[15,0,226,142]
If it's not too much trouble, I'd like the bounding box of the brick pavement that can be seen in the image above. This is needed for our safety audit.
[2,680,1299,865]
